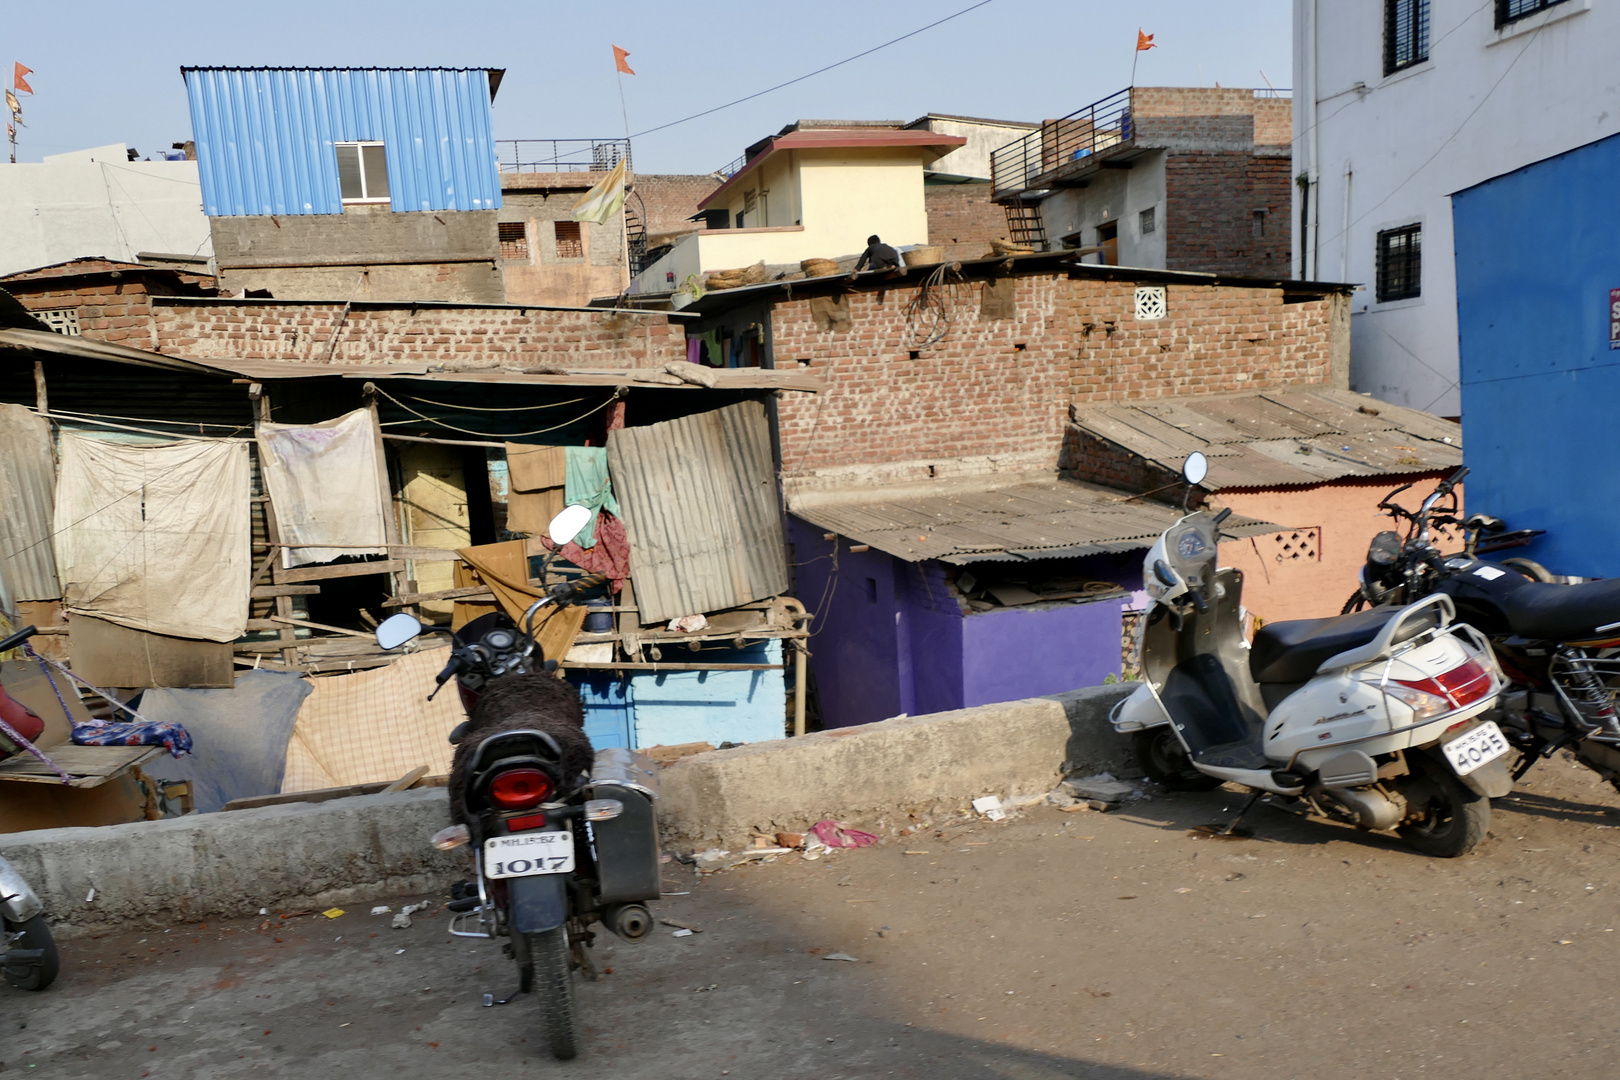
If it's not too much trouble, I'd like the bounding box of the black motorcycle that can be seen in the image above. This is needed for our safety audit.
[375,513,660,1060]
[1351,470,1620,790]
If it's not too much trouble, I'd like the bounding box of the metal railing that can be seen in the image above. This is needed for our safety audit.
[714,152,749,180]
[496,139,631,173]
[990,87,1133,200]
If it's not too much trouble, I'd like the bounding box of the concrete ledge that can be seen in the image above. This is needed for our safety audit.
[0,788,460,937]
[659,683,1137,850]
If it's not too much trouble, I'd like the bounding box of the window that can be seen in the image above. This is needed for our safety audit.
[498,222,529,261]
[1384,0,1430,75]
[1376,224,1422,302]
[1097,221,1119,266]
[1134,286,1166,321]
[36,309,80,336]
[1138,207,1156,235]
[553,220,584,259]
[1253,208,1268,237]
[335,142,389,203]
[1496,0,1567,27]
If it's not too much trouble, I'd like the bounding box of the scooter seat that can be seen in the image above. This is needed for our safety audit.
[1497,577,1620,642]
[1250,605,1439,684]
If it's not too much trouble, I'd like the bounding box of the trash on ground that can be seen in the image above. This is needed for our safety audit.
[370,906,392,915]
[660,919,701,933]
[971,795,1008,821]
[671,928,695,938]
[86,887,96,903]
[776,831,806,849]
[823,952,859,962]
[321,908,345,919]
[812,819,879,848]
[391,912,413,929]
[667,614,708,633]
[1061,772,1142,805]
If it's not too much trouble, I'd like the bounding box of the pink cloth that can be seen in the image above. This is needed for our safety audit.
[812,819,879,849]
[545,509,631,594]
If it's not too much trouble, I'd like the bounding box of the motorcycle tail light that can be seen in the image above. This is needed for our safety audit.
[1430,657,1494,707]
[488,768,552,810]
[1390,657,1494,719]
[504,812,547,832]
[1383,682,1452,720]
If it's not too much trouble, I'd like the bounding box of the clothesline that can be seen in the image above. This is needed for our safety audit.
[372,384,618,438]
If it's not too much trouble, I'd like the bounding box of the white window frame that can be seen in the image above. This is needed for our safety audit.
[335,141,390,204]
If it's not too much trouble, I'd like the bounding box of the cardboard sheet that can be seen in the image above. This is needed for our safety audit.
[69,614,234,689]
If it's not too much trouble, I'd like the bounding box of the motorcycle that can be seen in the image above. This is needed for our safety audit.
[373,505,661,1060]
[1352,470,1620,791]
[0,625,58,992]
[1112,453,1513,857]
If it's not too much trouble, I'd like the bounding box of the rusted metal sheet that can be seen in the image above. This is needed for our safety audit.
[791,479,1275,565]
[0,403,60,601]
[607,402,789,624]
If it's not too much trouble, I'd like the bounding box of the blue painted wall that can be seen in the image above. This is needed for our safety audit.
[631,640,785,747]
[1454,131,1620,576]
[182,67,501,217]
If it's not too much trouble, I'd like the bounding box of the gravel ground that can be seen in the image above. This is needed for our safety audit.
[9,753,1620,1079]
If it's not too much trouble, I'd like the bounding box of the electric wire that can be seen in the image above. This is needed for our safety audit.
[398,392,588,413]
[371,384,616,438]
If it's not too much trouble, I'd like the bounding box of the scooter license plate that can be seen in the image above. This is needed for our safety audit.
[1441,721,1510,777]
[483,831,575,878]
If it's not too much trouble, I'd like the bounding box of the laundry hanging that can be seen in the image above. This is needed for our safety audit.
[53,433,251,642]
[257,408,390,568]
[565,446,619,549]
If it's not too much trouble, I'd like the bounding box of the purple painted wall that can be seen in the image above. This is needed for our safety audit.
[788,516,1138,729]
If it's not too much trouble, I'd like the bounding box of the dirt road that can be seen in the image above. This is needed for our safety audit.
[9,754,1620,1079]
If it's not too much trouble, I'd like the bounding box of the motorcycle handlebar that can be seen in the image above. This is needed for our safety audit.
[547,573,609,606]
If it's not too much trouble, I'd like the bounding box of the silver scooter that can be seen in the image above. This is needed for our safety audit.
[1,855,56,991]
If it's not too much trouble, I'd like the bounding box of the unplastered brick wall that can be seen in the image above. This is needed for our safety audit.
[1059,424,1184,495]
[150,299,687,371]
[771,272,1341,478]
[1165,151,1291,276]
[925,183,1009,260]
[12,281,157,347]
[634,175,724,237]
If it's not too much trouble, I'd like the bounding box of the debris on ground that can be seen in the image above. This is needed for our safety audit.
[321,908,345,920]
[823,953,859,962]
[971,795,1007,821]
[812,820,879,848]
[391,902,431,930]
[1060,772,1143,807]
[370,906,392,916]
[660,919,701,933]
[671,928,695,938]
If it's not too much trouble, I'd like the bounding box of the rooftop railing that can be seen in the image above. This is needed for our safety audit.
[497,139,632,173]
[990,88,1133,200]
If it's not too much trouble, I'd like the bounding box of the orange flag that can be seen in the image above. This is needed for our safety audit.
[1136,30,1156,51]
[13,63,33,94]
[612,45,635,75]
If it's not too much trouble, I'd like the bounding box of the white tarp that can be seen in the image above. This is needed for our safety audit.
[53,434,251,642]
[257,409,390,568]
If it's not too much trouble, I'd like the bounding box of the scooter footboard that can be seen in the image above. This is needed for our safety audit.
[507,873,568,934]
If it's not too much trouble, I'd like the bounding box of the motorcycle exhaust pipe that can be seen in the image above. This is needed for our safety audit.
[1317,786,1404,831]
[603,902,653,943]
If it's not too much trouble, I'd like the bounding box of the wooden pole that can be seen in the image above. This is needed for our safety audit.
[250,384,300,668]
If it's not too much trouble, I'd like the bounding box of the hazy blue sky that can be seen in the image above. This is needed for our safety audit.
[4,1,1291,172]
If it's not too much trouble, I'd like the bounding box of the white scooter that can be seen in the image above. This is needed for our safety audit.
[1111,454,1514,857]
[1,854,56,991]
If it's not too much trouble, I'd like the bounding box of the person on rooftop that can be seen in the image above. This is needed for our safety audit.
[853,235,900,273]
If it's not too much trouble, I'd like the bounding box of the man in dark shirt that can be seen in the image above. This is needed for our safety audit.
[853,235,900,273]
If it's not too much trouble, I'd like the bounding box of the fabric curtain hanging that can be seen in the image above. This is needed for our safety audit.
[257,408,391,568]
[564,446,619,550]
[53,433,252,642]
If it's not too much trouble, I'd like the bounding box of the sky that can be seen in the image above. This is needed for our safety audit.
[3,1,1291,173]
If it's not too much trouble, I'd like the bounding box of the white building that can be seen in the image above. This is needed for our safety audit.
[1293,0,1620,416]
[0,144,213,278]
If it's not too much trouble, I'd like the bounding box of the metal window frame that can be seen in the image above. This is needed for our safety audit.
[335,141,390,204]
[1375,223,1423,303]
[1383,0,1431,76]
[1138,206,1156,235]
[553,219,584,260]
[497,221,530,261]
[1496,0,1567,28]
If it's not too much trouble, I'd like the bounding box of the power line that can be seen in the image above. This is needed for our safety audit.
[630,0,997,140]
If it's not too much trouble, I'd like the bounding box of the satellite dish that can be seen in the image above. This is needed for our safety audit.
[1182,452,1209,487]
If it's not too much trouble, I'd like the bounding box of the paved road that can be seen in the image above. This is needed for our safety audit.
[10,753,1620,1078]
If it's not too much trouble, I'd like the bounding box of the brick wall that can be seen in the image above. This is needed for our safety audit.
[1059,423,1185,495]
[924,183,1008,260]
[771,272,1342,478]
[1164,151,1292,276]
[633,174,722,239]
[149,299,687,370]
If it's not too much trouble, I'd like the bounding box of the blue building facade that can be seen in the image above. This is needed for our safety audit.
[1453,131,1620,577]
[181,67,503,217]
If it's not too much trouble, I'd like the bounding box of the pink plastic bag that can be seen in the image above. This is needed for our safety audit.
[811,819,878,849]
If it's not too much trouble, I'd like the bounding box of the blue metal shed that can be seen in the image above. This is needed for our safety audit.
[1453,130,1620,576]
[181,67,503,217]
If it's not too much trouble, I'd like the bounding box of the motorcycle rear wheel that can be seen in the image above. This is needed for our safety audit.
[1396,757,1488,858]
[526,927,580,1060]
[2,915,59,991]
[1133,728,1222,792]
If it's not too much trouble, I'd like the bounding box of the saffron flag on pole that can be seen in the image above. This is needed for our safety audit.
[612,45,635,75]
[13,63,33,94]
[1136,30,1156,51]
[572,158,628,225]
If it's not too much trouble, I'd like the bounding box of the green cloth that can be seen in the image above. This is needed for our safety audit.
[565,446,619,549]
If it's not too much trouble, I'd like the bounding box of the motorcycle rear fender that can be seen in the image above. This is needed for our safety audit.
[507,873,568,934]
[0,857,42,924]
[1410,743,1513,799]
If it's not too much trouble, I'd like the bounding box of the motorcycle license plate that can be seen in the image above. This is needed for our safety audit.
[483,831,574,878]
[1442,721,1510,776]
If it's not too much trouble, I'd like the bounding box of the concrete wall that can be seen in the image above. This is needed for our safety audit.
[210,207,503,303]
[1294,0,1618,416]
[913,116,1038,181]
[499,184,626,307]
[0,157,212,277]
[1036,151,1169,266]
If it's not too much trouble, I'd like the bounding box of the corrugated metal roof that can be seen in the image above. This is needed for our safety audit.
[1069,389,1463,490]
[791,478,1276,564]
[0,404,61,601]
[607,402,791,623]
[182,67,502,216]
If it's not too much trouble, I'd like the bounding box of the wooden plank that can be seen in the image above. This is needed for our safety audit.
[383,765,430,793]
[273,559,406,585]
[269,616,375,640]
[382,585,494,607]
[223,773,447,811]
[0,745,161,788]
[252,584,321,598]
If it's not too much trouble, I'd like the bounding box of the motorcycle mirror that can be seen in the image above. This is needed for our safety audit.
[1153,559,1178,587]
[1182,452,1209,487]
[548,504,593,548]
[374,612,424,650]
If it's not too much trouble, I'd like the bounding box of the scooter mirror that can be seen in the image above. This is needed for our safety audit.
[548,504,593,548]
[375,612,424,650]
[1182,451,1209,486]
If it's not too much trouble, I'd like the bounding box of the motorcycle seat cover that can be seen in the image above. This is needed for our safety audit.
[1249,605,1438,684]
[1498,577,1620,642]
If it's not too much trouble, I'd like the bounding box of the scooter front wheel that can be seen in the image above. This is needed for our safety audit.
[526,927,580,1060]
[1133,728,1221,792]
[1396,756,1489,858]
[2,915,59,991]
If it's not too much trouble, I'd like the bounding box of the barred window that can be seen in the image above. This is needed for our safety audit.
[1384,0,1430,75]
[1376,224,1422,302]
[497,222,529,261]
[553,220,584,259]
[1496,0,1568,27]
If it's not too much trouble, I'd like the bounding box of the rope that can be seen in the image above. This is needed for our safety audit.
[371,385,618,439]
[399,392,589,413]
[903,262,963,350]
